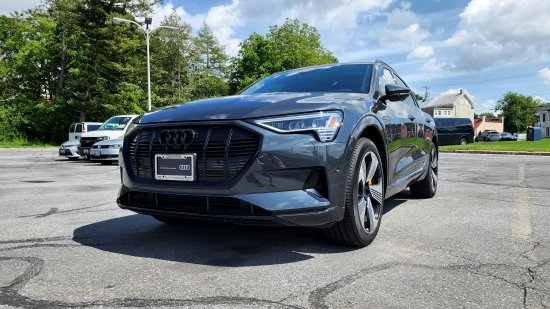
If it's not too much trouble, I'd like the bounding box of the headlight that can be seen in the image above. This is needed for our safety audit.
[109,144,122,149]
[251,111,343,142]
[97,136,110,141]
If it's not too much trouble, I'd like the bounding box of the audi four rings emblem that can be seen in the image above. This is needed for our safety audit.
[159,129,198,146]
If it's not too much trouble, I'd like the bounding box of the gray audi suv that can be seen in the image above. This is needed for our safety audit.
[117,61,438,247]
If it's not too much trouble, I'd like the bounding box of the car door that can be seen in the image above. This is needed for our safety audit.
[374,67,420,192]
[394,74,428,177]
[69,123,77,141]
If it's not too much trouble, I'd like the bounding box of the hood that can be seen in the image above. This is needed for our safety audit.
[81,130,125,139]
[141,93,369,124]
[93,138,124,146]
[61,140,79,147]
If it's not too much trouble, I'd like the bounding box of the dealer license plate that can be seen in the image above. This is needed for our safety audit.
[155,154,196,181]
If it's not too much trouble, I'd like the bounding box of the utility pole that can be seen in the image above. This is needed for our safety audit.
[422,86,430,102]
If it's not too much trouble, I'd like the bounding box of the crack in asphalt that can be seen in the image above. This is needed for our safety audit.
[0,256,304,309]
[306,260,550,309]
[18,202,112,219]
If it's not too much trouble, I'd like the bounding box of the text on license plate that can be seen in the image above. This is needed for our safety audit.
[155,154,196,181]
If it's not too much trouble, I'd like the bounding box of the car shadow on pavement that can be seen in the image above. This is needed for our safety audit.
[72,195,410,267]
[72,214,354,267]
[383,191,411,215]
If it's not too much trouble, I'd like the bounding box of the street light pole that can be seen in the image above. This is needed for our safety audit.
[145,23,152,112]
[112,17,178,112]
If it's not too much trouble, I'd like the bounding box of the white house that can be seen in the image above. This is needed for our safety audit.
[421,89,475,123]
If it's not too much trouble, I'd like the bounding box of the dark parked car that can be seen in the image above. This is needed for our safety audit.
[500,132,517,141]
[476,130,501,142]
[433,118,474,145]
[117,61,438,247]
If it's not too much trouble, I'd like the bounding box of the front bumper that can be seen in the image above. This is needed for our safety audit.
[117,121,349,227]
[90,147,120,161]
[59,147,79,158]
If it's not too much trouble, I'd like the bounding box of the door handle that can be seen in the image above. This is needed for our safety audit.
[408,116,416,121]
[425,118,431,123]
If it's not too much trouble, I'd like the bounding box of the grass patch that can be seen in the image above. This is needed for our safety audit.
[0,137,57,148]
[441,138,550,152]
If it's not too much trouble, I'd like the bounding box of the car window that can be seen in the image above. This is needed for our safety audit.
[99,117,132,131]
[394,74,417,107]
[377,67,396,95]
[87,124,101,131]
[241,64,372,94]
[69,123,76,132]
[75,123,83,133]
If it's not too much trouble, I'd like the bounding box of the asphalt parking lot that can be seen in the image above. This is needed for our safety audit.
[0,149,549,308]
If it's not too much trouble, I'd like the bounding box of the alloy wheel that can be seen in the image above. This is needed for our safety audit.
[356,151,383,233]
[430,147,438,191]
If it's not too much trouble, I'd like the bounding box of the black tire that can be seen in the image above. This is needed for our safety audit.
[410,143,438,198]
[460,138,467,145]
[68,157,79,161]
[324,138,384,247]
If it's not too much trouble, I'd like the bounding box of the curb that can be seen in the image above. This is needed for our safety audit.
[440,150,550,156]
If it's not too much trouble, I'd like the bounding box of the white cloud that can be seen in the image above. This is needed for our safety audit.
[238,0,392,52]
[539,67,550,84]
[476,99,497,114]
[407,45,434,59]
[204,1,243,56]
[153,0,393,57]
[378,3,430,48]
[152,1,243,56]
[421,58,448,72]
[447,0,550,71]
[152,3,204,30]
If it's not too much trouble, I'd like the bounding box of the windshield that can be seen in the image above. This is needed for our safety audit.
[241,64,373,94]
[98,117,132,131]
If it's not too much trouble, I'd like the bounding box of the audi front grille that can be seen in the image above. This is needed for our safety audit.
[126,125,260,182]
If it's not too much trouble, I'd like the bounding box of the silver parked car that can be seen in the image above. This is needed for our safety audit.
[59,140,80,160]
[90,138,123,164]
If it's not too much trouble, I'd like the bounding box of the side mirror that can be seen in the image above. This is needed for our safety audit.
[379,84,411,102]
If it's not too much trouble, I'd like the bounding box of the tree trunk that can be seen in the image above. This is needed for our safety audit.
[58,30,66,91]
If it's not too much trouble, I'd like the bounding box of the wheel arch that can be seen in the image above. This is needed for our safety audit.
[344,115,389,195]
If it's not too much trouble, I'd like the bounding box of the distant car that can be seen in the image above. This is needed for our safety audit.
[475,130,499,142]
[68,122,102,141]
[500,132,517,141]
[79,115,139,159]
[90,138,123,164]
[433,118,474,145]
[59,140,80,160]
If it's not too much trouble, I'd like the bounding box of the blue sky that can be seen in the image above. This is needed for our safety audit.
[2,0,550,112]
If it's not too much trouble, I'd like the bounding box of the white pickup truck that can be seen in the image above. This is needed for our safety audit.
[78,115,139,159]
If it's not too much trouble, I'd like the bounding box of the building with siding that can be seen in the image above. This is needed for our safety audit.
[473,116,504,135]
[539,103,550,138]
[421,89,475,123]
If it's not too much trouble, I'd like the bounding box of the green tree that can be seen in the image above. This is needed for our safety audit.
[150,12,193,106]
[230,19,337,93]
[495,92,543,133]
[194,23,227,75]
[479,112,496,118]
